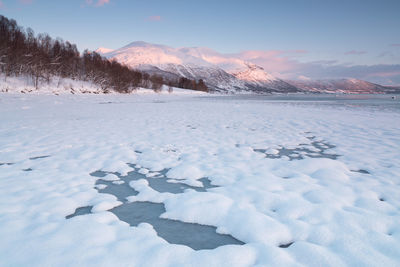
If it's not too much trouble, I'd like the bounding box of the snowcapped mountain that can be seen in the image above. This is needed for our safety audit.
[96,42,397,94]
[231,63,298,93]
[287,78,400,94]
[95,47,115,54]
[96,41,298,93]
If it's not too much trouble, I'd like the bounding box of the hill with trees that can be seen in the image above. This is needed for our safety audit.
[0,15,208,93]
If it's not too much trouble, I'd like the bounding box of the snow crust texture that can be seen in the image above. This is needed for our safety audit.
[0,93,399,266]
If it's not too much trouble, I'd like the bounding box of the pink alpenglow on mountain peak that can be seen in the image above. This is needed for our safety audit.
[95,41,298,93]
[95,47,114,54]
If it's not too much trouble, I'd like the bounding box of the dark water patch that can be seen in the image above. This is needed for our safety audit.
[29,155,50,160]
[68,164,243,250]
[351,169,370,174]
[22,168,33,172]
[254,137,339,161]
[147,176,217,194]
[199,177,218,190]
[110,201,244,250]
[91,169,141,202]
[91,165,217,199]
[90,170,108,177]
[147,178,205,193]
[279,242,294,248]
[96,179,138,202]
[66,206,92,219]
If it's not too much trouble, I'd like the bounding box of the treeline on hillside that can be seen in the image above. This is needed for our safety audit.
[0,15,208,93]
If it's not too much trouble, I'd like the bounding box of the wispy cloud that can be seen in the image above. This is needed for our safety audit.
[0,1,4,9]
[96,0,110,6]
[235,50,307,76]
[146,15,162,21]
[86,0,110,7]
[344,50,367,55]
[235,49,400,85]
[390,44,400,47]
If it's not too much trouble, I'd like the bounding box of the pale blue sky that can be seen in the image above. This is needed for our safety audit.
[1,0,400,84]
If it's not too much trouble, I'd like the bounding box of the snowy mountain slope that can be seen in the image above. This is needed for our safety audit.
[178,47,298,92]
[97,42,298,93]
[160,63,248,91]
[97,42,244,92]
[288,78,400,94]
[100,41,213,67]
[232,63,298,93]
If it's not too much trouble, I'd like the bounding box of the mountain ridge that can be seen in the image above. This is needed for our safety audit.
[288,78,400,94]
[96,41,399,94]
[96,41,298,93]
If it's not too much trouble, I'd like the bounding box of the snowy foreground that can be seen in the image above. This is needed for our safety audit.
[0,93,400,266]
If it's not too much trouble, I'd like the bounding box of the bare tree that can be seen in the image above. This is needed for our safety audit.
[0,14,207,94]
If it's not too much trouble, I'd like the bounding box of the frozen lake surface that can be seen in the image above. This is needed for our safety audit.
[66,165,242,250]
[0,93,399,266]
[203,94,400,112]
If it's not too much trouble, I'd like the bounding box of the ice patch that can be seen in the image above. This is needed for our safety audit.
[254,137,339,161]
[67,165,244,250]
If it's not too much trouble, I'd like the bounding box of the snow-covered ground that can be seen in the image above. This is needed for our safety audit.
[0,92,399,266]
[0,75,206,95]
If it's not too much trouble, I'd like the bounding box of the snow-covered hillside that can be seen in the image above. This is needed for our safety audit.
[0,75,205,95]
[97,41,298,93]
[0,75,109,95]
